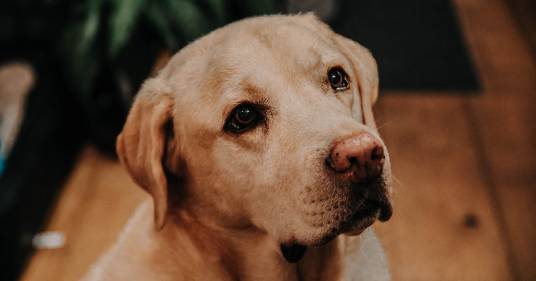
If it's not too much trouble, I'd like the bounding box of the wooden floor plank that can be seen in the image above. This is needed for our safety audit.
[454,0,536,279]
[19,148,146,281]
[374,94,512,281]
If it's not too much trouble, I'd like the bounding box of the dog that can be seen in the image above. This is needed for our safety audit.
[84,14,393,281]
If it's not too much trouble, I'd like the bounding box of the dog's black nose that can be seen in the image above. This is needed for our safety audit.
[326,132,385,183]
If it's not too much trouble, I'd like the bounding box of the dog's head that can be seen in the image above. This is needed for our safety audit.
[117,14,392,257]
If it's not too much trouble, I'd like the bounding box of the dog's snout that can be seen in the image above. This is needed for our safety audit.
[326,132,385,183]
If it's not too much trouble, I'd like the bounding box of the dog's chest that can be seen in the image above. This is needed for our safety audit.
[340,230,390,281]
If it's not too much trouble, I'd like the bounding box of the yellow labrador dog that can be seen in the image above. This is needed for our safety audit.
[85,14,393,281]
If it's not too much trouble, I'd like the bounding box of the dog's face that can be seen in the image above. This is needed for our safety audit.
[117,14,392,250]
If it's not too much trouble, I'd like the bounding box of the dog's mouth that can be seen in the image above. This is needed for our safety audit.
[340,198,393,236]
[279,199,392,263]
[342,178,393,233]
[279,177,392,263]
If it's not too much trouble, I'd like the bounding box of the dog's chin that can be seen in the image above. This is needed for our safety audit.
[279,210,382,263]
[279,201,392,263]
[343,197,393,234]
[319,197,393,242]
[279,178,393,263]
[301,204,390,246]
[341,208,381,236]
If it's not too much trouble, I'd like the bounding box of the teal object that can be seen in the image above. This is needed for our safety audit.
[0,138,4,176]
[0,155,4,176]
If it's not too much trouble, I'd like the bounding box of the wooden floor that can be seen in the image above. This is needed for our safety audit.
[20,0,536,280]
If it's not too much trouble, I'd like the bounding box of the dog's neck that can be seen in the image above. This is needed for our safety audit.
[155,209,344,281]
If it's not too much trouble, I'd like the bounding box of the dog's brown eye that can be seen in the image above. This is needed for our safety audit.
[224,103,263,133]
[328,67,349,91]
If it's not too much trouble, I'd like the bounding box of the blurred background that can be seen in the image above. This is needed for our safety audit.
[1,0,535,280]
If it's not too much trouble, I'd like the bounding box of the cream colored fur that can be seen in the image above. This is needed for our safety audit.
[84,14,392,281]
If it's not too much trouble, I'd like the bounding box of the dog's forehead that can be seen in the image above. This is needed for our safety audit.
[227,17,342,69]
[162,15,359,115]
[198,17,349,93]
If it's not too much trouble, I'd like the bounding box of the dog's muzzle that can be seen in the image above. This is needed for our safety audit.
[326,131,393,226]
[279,132,392,264]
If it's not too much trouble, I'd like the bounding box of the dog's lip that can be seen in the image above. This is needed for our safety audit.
[341,199,392,235]
[343,216,376,236]
[342,206,379,235]
[378,200,393,222]
[347,176,393,222]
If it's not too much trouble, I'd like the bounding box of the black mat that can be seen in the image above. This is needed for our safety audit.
[0,3,87,280]
[0,54,86,281]
[329,0,480,91]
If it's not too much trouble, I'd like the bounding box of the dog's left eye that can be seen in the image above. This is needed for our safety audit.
[328,67,350,91]
[224,103,264,134]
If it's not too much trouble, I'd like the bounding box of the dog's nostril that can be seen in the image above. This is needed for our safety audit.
[371,147,384,161]
[348,156,360,167]
[325,157,333,169]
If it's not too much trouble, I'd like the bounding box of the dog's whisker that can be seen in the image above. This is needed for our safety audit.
[376,122,392,132]
[391,174,405,189]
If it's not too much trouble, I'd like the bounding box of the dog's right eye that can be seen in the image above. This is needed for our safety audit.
[327,67,350,91]
[224,103,263,134]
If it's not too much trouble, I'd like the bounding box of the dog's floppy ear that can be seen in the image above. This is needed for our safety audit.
[116,78,175,229]
[334,34,380,128]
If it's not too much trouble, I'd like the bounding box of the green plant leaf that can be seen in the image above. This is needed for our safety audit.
[146,1,180,51]
[60,0,103,98]
[242,0,277,15]
[203,0,227,24]
[109,0,147,58]
[61,23,99,98]
[163,0,211,41]
[79,0,103,57]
